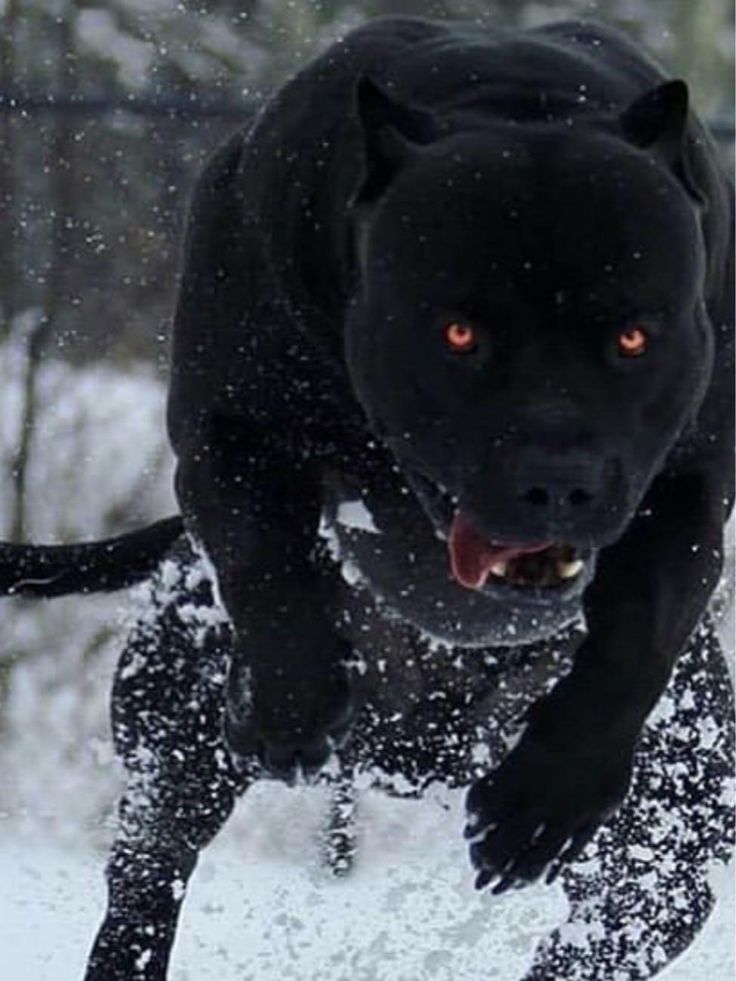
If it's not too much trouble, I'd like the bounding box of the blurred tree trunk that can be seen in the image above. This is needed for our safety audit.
[11,9,78,542]
[0,0,18,724]
[0,0,20,332]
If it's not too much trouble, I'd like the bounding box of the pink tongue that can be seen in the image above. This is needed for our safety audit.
[449,512,551,590]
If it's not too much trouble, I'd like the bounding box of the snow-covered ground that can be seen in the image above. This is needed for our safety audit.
[1,784,733,981]
[0,349,733,980]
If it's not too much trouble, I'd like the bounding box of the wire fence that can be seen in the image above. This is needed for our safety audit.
[0,91,262,121]
[0,90,733,141]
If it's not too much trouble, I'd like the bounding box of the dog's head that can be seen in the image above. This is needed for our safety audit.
[344,77,712,601]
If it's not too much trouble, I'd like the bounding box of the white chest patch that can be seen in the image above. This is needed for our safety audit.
[335,499,381,534]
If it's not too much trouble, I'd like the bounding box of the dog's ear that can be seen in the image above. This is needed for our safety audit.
[620,80,688,157]
[619,80,703,203]
[352,75,440,206]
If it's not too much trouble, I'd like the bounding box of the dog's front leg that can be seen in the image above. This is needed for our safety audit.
[466,470,730,892]
[175,416,355,781]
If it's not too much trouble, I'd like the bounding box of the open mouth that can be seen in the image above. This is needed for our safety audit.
[449,511,584,590]
[407,469,587,592]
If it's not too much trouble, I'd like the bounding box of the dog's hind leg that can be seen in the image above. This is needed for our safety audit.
[84,541,248,981]
[523,613,735,980]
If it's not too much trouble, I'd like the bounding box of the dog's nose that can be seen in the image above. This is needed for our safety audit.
[514,451,601,517]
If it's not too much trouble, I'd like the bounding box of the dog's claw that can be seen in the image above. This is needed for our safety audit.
[545,862,562,885]
[474,869,496,890]
[491,873,518,895]
[464,819,497,842]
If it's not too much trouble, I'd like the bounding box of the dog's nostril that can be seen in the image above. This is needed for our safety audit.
[524,486,550,507]
[520,485,594,509]
[569,488,593,507]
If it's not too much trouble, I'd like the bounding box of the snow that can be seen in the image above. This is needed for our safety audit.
[0,784,733,980]
[335,499,381,534]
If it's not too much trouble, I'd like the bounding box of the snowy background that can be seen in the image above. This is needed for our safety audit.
[0,1,733,979]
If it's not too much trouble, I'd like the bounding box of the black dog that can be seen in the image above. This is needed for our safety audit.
[167,10,734,882]
[1,15,732,980]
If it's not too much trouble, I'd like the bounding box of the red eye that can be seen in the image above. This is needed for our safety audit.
[617,326,648,358]
[444,321,477,353]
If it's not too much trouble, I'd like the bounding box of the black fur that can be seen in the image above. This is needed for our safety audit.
[0,515,182,596]
[166,13,733,876]
[3,15,733,978]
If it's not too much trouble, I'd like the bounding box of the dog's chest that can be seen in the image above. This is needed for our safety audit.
[319,469,581,649]
[323,568,583,794]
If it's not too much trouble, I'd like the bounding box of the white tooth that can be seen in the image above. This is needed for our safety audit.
[490,561,508,578]
[557,558,584,579]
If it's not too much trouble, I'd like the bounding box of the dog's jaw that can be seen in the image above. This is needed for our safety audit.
[405,467,593,601]
[447,513,582,591]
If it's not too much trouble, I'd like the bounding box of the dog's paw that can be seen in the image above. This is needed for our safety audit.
[225,656,357,783]
[464,731,633,893]
[253,675,356,783]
